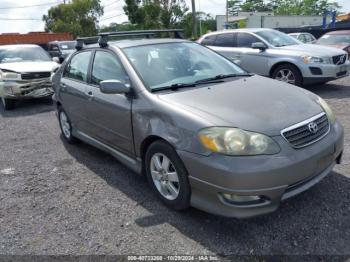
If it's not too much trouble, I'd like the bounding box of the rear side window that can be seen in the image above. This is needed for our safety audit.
[91,51,129,85]
[63,51,91,82]
[214,33,234,47]
[237,33,261,48]
[201,35,217,45]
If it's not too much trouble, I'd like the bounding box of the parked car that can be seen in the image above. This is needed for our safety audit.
[198,28,349,86]
[288,32,316,44]
[0,44,59,110]
[48,40,76,63]
[52,30,343,218]
[316,30,350,57]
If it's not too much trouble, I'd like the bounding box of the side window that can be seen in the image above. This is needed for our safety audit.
[201,35,217,45]
[214,33,234,47]
[237,33,261,48]
[91,51,129,86]
[305,34,314,43]
[298,34,307,43]
[63,51,91,82]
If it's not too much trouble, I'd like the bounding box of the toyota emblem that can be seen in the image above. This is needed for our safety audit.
[308,122,318,134]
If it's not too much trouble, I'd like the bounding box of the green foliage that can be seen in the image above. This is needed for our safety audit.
[271,0,340,15]
[123,0,188,29]
[240,0,273,12]
[43,0,103,37]
[178,12,216,38]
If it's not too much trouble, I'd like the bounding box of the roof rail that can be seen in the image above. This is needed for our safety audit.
[75,29,184,50]
[75,36,99,50]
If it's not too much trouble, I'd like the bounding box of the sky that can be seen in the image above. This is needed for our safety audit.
[0,0,349,34]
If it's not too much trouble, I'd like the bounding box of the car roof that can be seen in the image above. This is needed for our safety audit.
[81,38,190,50]
[0,44,41,49]
[324,30,350,35]
[202,28,276,37]
[49,40,76,44]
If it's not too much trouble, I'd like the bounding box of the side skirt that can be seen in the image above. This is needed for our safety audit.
[74,130,142,174]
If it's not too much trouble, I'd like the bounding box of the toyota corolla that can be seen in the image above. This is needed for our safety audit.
[52,31,344,218]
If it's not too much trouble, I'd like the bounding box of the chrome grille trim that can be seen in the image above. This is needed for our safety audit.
[281,112,330,149]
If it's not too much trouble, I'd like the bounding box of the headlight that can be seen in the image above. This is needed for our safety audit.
[302,56,330,64]
[0,71,21,80]
[198,127,280,156]
[317,97,336,124]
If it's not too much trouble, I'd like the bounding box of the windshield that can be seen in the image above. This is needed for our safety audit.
[123,42,246,90]
[59,42,76,50]
[255,30,300,47]
[317,34,350,45]
[0,46,51,63]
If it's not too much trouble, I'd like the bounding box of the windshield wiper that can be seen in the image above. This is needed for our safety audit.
[195,73,253,84]
[151,82,197,92]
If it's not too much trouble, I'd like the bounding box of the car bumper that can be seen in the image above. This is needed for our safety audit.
[0,78,54,99]
[301,61,350,84]
[177,121,344,218]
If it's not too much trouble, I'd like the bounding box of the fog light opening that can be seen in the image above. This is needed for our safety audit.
[220,193,268,206]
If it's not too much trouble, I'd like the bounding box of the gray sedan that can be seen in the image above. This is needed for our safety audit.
[198,28,349,86]
[52,35,343,218]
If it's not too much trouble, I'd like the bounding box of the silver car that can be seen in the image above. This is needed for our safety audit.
[198,29,349,86]
[52,31,344,218]
[288,32,316,44]
[0,44,58,110]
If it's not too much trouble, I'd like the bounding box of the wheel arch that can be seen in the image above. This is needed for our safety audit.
[269,61,303,78]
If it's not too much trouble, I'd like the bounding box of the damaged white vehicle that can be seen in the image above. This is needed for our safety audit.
[0,44,59,110]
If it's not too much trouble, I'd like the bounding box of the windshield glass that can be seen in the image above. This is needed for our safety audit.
[59,42,76,50]
[123,42,246,90]
[317,34,350,45]
[0,46,51,63]
[255,30,300,47]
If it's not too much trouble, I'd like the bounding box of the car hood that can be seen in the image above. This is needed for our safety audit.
[316,43,349,50]
[0,61,58,73]
[278,44,347,56]
[158,75,323,136]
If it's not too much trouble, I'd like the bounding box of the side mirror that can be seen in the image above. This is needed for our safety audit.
[251,42,267,51]
[52,57,60,63]
[100,80,130,94]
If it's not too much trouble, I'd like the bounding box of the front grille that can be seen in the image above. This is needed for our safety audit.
[21,72,51,80]
[281,113,330,148]
[332,54,347,65]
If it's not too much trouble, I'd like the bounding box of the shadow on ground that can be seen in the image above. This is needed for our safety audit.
[0,98,54,118]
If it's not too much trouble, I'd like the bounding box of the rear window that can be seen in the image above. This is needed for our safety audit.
[213,33,234,47]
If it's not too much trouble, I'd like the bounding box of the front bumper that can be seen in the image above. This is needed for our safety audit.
[300,60,350,85]
[178,121,344,218]
[0,78,54,100]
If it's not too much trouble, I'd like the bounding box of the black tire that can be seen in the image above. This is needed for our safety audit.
[145,140,191,210]
[1,97,16,110]
[58,106,78,144]
[272,64,303,87]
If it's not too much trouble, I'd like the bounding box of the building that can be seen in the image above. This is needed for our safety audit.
[216,12,325,30]
[0,32,73,49]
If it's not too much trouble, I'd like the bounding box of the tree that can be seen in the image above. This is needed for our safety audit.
[43,0,103,37]
[271,0,341,15]
[178,12,216,39]
[240,0,272,12]
[123,0,188,29]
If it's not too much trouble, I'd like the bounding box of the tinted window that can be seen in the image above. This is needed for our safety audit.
[201,35,217,45]
[91,51,129,85]
[214,34,234,47]
[237,33,260,48]
[64,51,91,82]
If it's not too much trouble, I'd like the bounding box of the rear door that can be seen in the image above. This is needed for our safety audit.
[206,33,241,63]
[60,50,93,133]
[84,50,134,155]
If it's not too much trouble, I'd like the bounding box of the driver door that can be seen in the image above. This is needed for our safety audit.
[83,50,133,155]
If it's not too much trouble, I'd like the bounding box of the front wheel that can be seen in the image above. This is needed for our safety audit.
[1,97,15,110]
[272,64,302,86]
[145,141,191,210]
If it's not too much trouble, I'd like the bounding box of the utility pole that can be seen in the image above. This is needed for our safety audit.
[225,0,229,29]
[191,0,197,39]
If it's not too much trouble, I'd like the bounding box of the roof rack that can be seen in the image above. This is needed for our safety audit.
[75,29,184,50]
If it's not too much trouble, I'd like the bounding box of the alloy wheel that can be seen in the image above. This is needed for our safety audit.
[150,153,180,201]
[275,69,296,84]
[60,111,71,139]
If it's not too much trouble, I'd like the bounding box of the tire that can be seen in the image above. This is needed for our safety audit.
[145,140,191,210]
[1,97,15,110]
[272,64,303,87]
[58,107,78,144]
